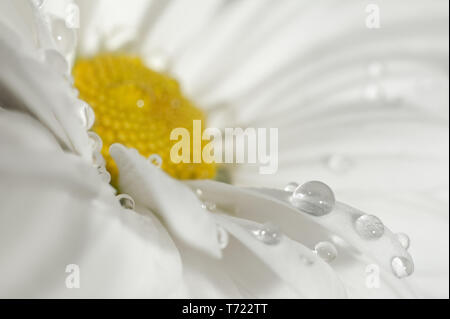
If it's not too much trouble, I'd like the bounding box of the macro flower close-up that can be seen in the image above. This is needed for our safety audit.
[0,0,448,300]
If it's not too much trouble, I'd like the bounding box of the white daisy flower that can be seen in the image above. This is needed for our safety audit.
[0,0,448,298]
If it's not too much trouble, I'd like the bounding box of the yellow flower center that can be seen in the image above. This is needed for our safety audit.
[73,54,216,186]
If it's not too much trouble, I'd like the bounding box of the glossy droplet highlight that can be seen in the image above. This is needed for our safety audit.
[355,215,385,239]
[391,256,414,278]
[51,18,77,55]
[148,154,162,168]
[217,226,229,249]
[88,132,103,152]
[253,222,282,245]
[314,241,337,263]
[116,194,135,210]
[79,101,95,130]
[284,182,299,193]
[396,233,410,250]
[201,201,216,212]
[290,181,335,216]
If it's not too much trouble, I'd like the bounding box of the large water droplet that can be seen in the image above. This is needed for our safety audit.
[217,226,229,249]
[253,222,282,245]
[51,18,77,55]
[284,182,299,193]
[116,194,135,210]
[290,181,335,216]
[79,101,95,130]
[391,256,414,278]
[355,215,385,239]
[396,233,410,250]
[314,241,337,263]
[148,154,162,168]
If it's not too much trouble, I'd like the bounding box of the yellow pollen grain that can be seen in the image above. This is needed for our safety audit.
[73,54,215,186]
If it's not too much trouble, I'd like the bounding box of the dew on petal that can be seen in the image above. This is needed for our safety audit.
[148,154,162,168]
[391,256,414,278]
[116,194,135,210]
[396,233,410,250]
[314,241,337,263]
[78,100,95,130]
[290,181,335,216]
[355,215,385,239]
[284,182,299,193]
[97,166,111,183]
[201,201,216,212]
[253,222,282,245]
[51,18,77,55]
[88,132,103,152]
[217,226,229,249]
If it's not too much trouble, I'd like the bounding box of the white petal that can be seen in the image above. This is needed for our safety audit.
[0,115,182,297]
[109,143,222,258]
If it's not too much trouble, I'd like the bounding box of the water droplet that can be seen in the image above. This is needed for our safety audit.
[116,194,135,210]
[314,241,337,263]
[355,215,385,239]
[44,49,68,75]
[51,18,77,55]
[97,166,111,183]
[326,154,353,173]
[396,233,410,250]
[284,182,299,193]
[217,226,229,249]
[391,256,414,278]
[79,101,95,130]
[88,132,103,152]
[290,181,335,216]
[148,154,162,168]
[201,201,216,211]
[136,99,145,108]
[253,222,282,245]
[195,188,203,197]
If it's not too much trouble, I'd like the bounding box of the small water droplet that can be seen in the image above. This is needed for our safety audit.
[144,49,171,72]
[391,256,414,278]
[217,226,229,249]
[195,188,203,197]
[314,241,337,263]
[201,201,216,211]
[136,99,145,108]
[355,215,385,239]
[51,18,77,55]
[97,166,111,183]
[396,233,410,250]
[88,132,103,152]
[253,222,282,245]
[44,49,68,75]
[284,182,299,193]
[290,181,335,216]
[116,194,135,210]
[148,154,162,168]
[79,101,95,130]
